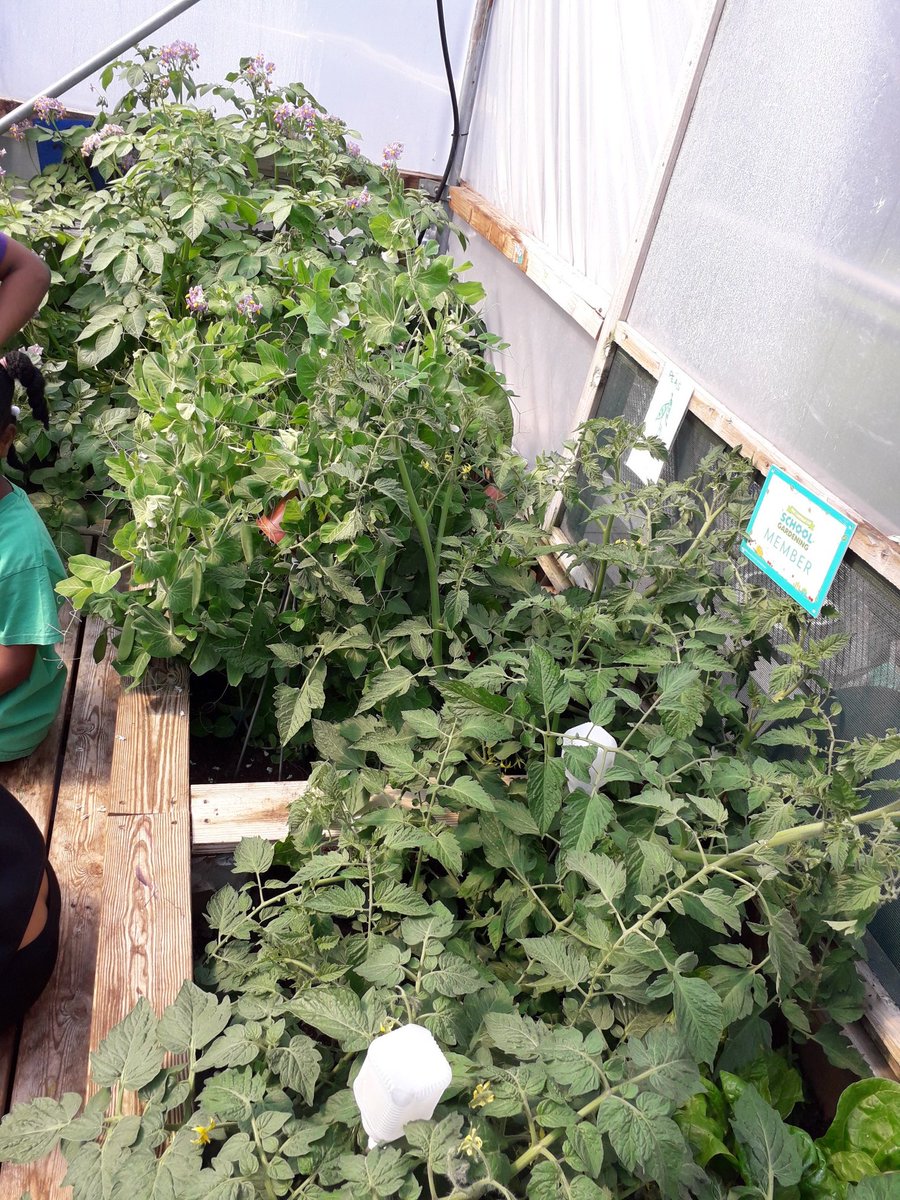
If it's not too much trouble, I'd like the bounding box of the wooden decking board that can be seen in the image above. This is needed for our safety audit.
[1,615,119,1200]
[89,812,193,1059]
[1,629,194,1195]
[107,660,189,816]
[191,780,307,851]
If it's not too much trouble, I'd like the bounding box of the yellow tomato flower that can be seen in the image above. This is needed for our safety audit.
[470,1081,495,1109]
[191,1117,217,1146]
[458,1129,483,1158]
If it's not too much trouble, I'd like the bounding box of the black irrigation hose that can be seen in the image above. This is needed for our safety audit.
[433,0,461,205]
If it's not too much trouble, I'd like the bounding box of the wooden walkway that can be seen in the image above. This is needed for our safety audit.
[0,605,189,1199]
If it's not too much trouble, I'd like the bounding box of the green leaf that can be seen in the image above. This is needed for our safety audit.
[595,1092,689,1199]
[559,789,614,854]
[520,936,590,989]
[544,1026,607,1094]
[768,907,813,998]
[730,1084,803,1192]
[440,776,496,813]
[624,1027,703,1104]
[404,1113,465,1176]
[290,988,380,1051]
[421,952,486,997]
[401,708,443,739]
[338,1147,407,1197]
[357,667,415,713]
[527,756,565,834]
[672,973,724,1067]
[526,645,570,715]
[267,1035,321,1105]
[564,1122,605,1176]
[818,1078,900,1169]
[232,836,275,876]
[0,1093,83,1162]
[274,660,327,743]
[483,1011,551,1060]
[157,980,231,1056]
[564,851,626,906]
[89,998,165,1091]
[355,943,409,986]
[374,879,431,916]
[400,903,454,946]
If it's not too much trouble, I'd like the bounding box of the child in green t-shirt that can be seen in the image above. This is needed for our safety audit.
[0,350,68,762]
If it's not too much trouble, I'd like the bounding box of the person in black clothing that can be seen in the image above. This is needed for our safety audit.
[0,783,60,1028]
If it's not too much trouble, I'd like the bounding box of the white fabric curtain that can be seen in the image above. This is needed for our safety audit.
[462,0,705,297]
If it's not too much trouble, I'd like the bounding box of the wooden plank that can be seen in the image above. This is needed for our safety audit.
[0,602,79,836]
[613,321,900,589]
[449,183,608,338]
[858,963,900,1080]
[87,811,192,1096]
[543,0,727,529]
[1,616,120,1199]
[86,655,191,1108]
[107,659,189,815]
[191,780,307,852]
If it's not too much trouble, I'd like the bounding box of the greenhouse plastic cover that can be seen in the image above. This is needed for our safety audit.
[452,217,596,466]
[462,0,706,298]
[629,0,900,535]
[0,0,478,173]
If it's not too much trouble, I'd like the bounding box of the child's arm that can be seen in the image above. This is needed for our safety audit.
[0,644,37,696]
[0,236,51,348]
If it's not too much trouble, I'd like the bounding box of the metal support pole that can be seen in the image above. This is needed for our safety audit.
[0,0,204,135]
[446,0,495,191]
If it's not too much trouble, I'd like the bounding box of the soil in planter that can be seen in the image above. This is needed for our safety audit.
[189,669,313,785]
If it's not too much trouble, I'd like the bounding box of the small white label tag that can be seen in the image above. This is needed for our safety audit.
[626,360,695,483]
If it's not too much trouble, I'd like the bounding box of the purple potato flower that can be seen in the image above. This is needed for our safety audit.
[159,41,199,68]
[382,141,403,168]
[186,285,209,315]
[347,141,362,158]
[80,123,126,158]
[243,53,276,88]
[33,96,67,121]
[346,186,371,210]
[236,293,262,320]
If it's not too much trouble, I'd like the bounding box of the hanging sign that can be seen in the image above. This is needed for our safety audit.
[626,359,695,483]
[741,466,856,616]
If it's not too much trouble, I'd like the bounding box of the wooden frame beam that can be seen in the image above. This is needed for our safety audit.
[449,183,608,338]
[613,321,900,588]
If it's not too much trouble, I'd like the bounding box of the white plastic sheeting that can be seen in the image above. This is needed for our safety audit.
[629,0,900,534]
[0,0,476,174]
[453,217,596,466]
[462,0,706,298]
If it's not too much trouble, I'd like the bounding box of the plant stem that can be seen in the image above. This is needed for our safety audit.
[396,442,443,668]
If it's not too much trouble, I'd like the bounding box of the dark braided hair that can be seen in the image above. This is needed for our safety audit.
[0,351,48,468]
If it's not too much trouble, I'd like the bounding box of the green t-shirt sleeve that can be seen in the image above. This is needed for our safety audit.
[0,565,64,646]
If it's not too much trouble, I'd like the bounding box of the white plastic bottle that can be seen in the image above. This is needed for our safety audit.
[560,722,618,794]
[352,1024,453,1148]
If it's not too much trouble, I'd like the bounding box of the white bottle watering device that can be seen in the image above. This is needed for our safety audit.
[352,1024,453,1148]
[560,722,618,794]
